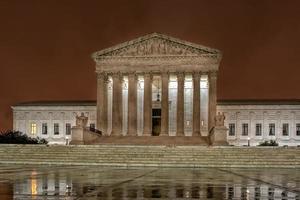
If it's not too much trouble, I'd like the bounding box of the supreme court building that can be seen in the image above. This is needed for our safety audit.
[12,33,300,146]
[93,33,220,137]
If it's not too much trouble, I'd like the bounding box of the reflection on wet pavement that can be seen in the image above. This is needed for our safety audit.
[0,164,299,199]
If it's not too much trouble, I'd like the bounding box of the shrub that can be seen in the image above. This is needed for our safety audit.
[0,130,48,144]
[258,140,279,146]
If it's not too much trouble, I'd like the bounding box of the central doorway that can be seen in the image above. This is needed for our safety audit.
[152,108,161,136]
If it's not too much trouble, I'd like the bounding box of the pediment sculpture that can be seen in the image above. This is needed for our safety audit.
[92,33,220,59]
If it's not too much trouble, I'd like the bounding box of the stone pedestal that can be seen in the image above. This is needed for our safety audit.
[70,127,84,145]
[210,126,228,145]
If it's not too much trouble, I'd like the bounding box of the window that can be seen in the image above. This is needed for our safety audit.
[296,124,300,136]
[90,123,95,131]
[66,123,71,135]
[30,123,37,135]
[282,123,289,136]
[255,124,262,136]
[42,123,47,135]
[54,123,59,135]
[228,123,235,136]
[269,123,275,136]
[242,123,248,136]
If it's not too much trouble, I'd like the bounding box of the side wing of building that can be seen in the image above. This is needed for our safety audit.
[218,100,300,146]
[11,100,300,146]
[11,101,97,144]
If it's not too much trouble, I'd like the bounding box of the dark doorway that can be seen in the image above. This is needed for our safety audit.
[152,108,161,136]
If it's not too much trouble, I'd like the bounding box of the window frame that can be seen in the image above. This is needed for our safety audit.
[255,123,262,136]
[269,123,275,136]
[282,123,289,136]
[242,123,248,136]
[296,123,300,136]
[54,123,60,135]
[30,123,37,135]
[66,123,71,135]
[228,123,235,136]
[42,123,48,135]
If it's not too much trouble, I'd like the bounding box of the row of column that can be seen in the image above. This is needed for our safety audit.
[96,72,217,136]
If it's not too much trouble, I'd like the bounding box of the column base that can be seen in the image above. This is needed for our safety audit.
[176,132,185,136]
[142,129,152,136]
[192,131,201,136]
[127,132,137,136]
[110,131,121,136]
[159,132,169,136]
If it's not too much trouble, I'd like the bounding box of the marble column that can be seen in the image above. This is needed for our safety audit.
[161,72,169,136]
[176,72,185,136]
[208,71,217,131]
[111,73,123,136]
[96,73,108,135]
[127,73,138,136]
[192,72,201,136]
[143,73,152,136]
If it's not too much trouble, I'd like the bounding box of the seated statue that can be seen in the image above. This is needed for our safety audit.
[75,112,88,128]
[215,112,225,127]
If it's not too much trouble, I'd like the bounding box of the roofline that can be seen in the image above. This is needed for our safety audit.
[12,100,97,107]
[12,99,300,108]
[217,99,300,105]
[91,32,221,59]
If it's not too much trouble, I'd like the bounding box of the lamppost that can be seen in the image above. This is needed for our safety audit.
[66,136,70,145]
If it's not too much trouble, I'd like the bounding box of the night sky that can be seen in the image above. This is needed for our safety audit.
[1,0,300,130]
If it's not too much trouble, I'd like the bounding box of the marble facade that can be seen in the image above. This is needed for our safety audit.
[10,33,300,146]
[93,33,221,137]
[12,101,300,146]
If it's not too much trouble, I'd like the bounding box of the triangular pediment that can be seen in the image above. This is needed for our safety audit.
[92,33,221,59]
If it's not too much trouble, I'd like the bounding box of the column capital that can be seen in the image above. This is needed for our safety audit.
[192,71,201,79]
[128,72,138,80]
[143,72,153,80]
[208,71,218,79]
[97,72,108,80]
[111,71,124,81]
[161,71,170,78]
[176,71,185,78]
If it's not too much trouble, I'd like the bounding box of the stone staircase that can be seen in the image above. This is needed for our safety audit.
[89,136,209,145]
[0,144,299,168]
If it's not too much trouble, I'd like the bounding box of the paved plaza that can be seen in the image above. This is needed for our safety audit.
[0,164,299,199]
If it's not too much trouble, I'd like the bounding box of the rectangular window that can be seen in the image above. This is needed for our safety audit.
[66,123,71,135]
[30,123,37,135]
[269,123,275,136]
[242,123,248,136]
[296,124,300,136]
[255,123,262,136]
[228,123,235,136]
[54,123,59,135]
[90,123,95,131]
[42,123,47,135]
[282,123,289,136]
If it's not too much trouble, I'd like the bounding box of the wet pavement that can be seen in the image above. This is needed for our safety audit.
[0,164,299,199]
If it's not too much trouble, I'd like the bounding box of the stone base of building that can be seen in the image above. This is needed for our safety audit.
[69,140,84,145]
[85,136,209,146]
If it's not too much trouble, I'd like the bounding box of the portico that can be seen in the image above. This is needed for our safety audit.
[93,33,222,137]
